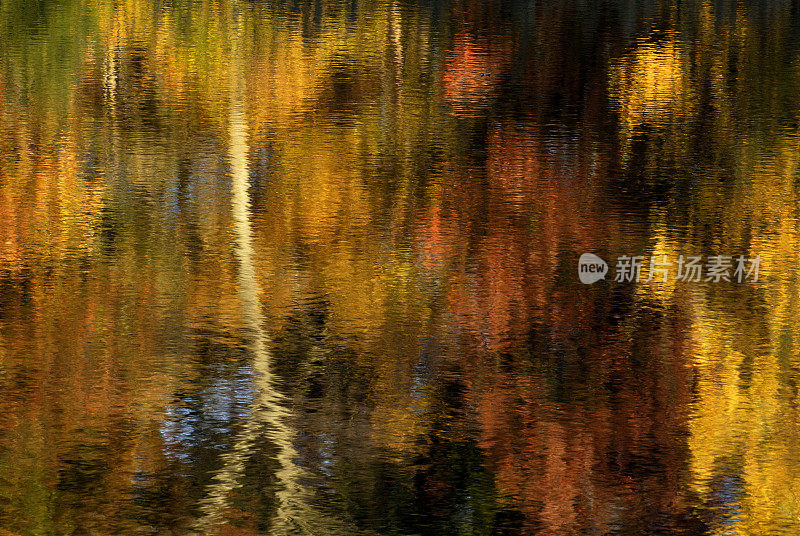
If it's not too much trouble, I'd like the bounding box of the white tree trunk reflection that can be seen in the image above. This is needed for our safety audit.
[192,9,307,534]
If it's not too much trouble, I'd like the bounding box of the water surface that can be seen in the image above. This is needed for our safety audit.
[1,0,800,534]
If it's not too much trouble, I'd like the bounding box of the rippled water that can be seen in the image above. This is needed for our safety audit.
[1,0,799,534]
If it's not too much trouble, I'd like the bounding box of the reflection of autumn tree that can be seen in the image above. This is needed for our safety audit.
[606,5,800,534]
[407,111,703,532]
[465,302,701,535]
[415,119,620,350]
[0,2,239,533]
[443,32,513,116]
[681,137,800,536]
[609,36,694,167]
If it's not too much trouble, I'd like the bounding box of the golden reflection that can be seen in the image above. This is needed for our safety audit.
[609,35,694,166]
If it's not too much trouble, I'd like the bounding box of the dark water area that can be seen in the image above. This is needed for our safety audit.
[1,0,799,534]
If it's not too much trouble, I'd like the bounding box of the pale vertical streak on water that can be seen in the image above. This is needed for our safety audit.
[191,7,305,533]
